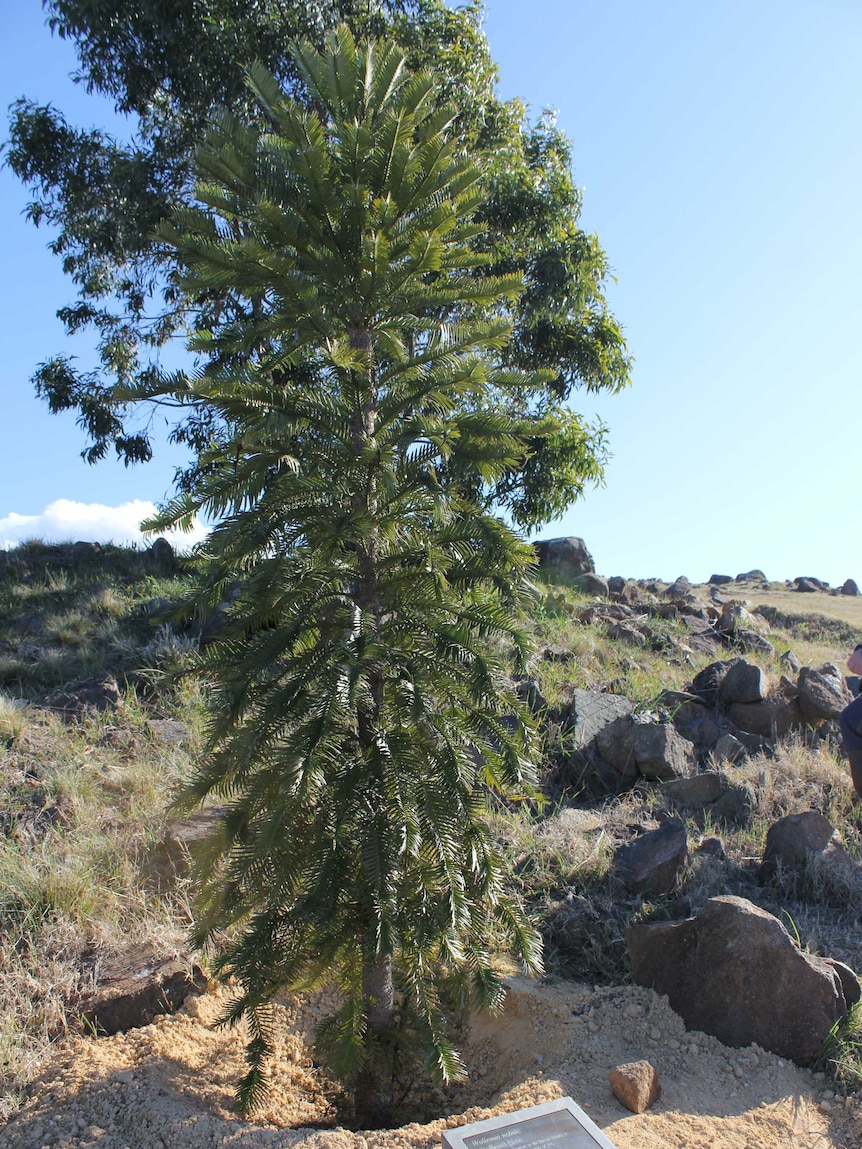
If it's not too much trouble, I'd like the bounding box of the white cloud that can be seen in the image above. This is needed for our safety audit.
[0,499,208,552]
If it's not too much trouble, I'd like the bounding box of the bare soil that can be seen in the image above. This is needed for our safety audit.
[4,977,859,1149]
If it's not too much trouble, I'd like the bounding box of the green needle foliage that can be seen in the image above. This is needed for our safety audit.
[7,0,630,527]
[145,26,545,1116]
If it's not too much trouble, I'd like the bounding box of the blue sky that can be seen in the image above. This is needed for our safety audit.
[1,1,860,581]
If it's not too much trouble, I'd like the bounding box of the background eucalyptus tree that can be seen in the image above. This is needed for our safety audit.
[7,0,630,526]
[148,26,546,1114]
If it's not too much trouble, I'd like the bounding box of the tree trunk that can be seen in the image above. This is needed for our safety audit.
[363,951,395,1036]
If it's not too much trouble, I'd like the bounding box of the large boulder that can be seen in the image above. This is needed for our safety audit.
[719,661,768,704]
[534,537,595,584]
[726,696,800,739]
[842,578,860,597]
[626,895,852,1063]
[596,716,696,783]
[758,811,850,883]
[614,821,688,894]
[796,665,853,723]
[575,572,609,597]
[690,659,744,707]
[567,689,633,751]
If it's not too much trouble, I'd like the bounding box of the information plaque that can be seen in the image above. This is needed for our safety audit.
[442,1097,618,1149]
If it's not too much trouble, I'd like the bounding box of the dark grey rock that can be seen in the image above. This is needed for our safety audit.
[696,836,726,859]
[596,716,696,782]
[720,661,768,704]
[567,689,633,751]
[690,659,744,707]
[727,697,800,739]
[626,895,851,1063]
[575,572,609,597]
[781,650,802,674]
[794,577,821,593]
[659,773,726,808]
[797,665,853,723]
[735,569,766,582]
[534,537,595,583]
[708,574,733,585]
[842,579,860,597]
[733,629,775,656]
[516,678,548,714]
[759,811,847,882]
[614,821,688,894]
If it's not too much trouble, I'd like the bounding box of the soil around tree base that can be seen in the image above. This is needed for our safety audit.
[4,977,860,1149]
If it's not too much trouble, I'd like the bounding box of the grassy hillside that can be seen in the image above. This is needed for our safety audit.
[1,545,861,1119]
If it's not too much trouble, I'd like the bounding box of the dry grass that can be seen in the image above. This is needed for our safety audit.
[2,547,862,1116]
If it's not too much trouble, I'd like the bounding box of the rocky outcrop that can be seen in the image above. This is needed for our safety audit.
[534,537,595,583]
[626,895,853,1064]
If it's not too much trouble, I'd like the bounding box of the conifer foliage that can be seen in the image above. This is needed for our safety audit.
[148,27,546,1113]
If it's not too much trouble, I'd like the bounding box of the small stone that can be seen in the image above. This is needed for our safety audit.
[587,1021,599,1034]
[668,1039,680,1050]
[608,1060,661,1114]
[734,1065,743,1078]
[650,1027,661,1040]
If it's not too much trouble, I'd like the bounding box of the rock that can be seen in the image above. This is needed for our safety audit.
[797,665,853,723]
[734,629,775,656]
[708,785,752,826]
[614,821,688,894]
[759,811,848,882]
[660,772,750,825]
[148,537,177,571]
[46,672,122,719]
[534,537,595,584]
[608,1060,661,1113]
[825,960,862,1008]
[727,696,800,739]
[736,569,766,582]
[690,659,744,707]
[607,575,627,595]
[516,678,548,714]
[154,808,226,881]
[711,732,746,764]
[575,573,609,597]
[720,661,768,704]
[71,540,100,562]
[146,719,191,747]
[708,574,733,585]
[842,578,860,597]
[626,895,851,1063]
[696,836,726,859]
[566,689,633,750]
[659,773,726,808]
[596,716,696,782]
[81,944,207,1035]
[666,576,692,598]
[794,577,821,593]
[678,615,724,653]
[607,621,647,647]
[781,650,802,674]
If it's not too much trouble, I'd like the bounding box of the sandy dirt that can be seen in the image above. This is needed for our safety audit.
[3,977,860,1149]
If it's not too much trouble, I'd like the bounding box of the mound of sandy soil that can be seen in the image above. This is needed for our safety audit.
[4,977,860,1149]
